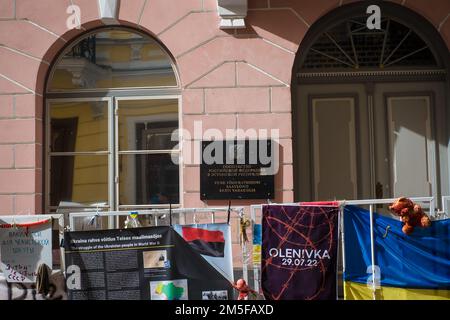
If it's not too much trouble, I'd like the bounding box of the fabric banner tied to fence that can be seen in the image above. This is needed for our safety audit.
[344,205,450,300]
[64,226,234,300]
[261,204,339,300]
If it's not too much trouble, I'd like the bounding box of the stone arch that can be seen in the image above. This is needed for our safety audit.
[292,1,450,74]
[39,22,181,95]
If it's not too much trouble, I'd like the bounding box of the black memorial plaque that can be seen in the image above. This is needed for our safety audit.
[200,140,275,200]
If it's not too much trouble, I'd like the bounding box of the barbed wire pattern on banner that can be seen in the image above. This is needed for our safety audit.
[261,205,339,300]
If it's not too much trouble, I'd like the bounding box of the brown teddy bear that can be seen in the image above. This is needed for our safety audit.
[388,197,431,235]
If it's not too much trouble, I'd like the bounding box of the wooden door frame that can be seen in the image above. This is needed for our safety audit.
[292,1,450,202]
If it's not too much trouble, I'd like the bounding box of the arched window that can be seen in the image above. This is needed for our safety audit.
[300,17,438,71]
[46,28,181,215]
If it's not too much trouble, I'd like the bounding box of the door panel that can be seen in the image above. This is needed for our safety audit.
[296,84,369,201]
[311,98,357,200]
[387,96,433,197]
[296,82,446,203]
[374,82,445,200]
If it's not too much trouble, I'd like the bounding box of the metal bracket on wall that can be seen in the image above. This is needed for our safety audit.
[217,0,247,29]
[98,0,120,25]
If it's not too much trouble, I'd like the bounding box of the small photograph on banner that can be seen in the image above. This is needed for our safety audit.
[143,250,168,269]
[202,290,228,300]
[150,279,188,300]
[0,217,52,283]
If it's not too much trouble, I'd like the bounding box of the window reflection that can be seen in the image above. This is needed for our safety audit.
[46,28,181,212]
[50,101,108,152]
[119,154,179,206]
[50,155,109,207]
[118,99,178,151]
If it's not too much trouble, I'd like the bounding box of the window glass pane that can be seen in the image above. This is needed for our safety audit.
[118,99,178,151]
[119,154,179,206]
[301,17,437,71]
[50,101,109,152]
[49,30,177,91]
[72,215,110,232]
[50,155,109,207]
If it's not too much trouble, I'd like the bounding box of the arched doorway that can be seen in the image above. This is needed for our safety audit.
[293,2,450,204]
[45,27,181,216]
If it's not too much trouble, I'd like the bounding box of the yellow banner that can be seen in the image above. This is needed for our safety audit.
[344,281,450,300]
[253,244,261,264]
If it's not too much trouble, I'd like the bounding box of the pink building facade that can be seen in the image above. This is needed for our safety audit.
[0,0,449,245]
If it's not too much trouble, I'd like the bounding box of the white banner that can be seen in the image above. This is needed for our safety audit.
[0,217,53,283]
[0,271,67,300]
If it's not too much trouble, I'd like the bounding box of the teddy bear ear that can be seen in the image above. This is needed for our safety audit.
[420,216,431,227]
[402,224,414,235]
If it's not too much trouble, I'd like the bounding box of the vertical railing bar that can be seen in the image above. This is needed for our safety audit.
[369,204,376,300]
[240,209,249,285]
[337,204,345,300]
[430,197,435,218]
[69,214,75,231]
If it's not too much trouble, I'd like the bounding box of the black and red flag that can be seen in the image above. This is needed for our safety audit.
[181,227,225,257]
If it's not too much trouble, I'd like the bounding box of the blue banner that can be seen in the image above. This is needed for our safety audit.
[344,205,450,289]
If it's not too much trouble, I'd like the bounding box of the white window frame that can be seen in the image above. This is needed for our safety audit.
[45,97,114,213]
[114,95,183,210]
[44,27,182,218]
[45,94,183,215]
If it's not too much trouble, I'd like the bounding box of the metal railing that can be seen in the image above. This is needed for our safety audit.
[249,196,437,299]
[1,196,449,300]
[68,206,250,282]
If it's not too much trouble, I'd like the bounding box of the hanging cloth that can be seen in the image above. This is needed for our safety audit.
[36,263,52,295]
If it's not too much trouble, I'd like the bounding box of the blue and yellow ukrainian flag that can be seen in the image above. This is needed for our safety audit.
[343,205,450,300]
[253,223,262,264]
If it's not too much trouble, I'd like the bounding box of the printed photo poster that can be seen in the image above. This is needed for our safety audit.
[64,226,234,300]
[0,216,53,283]
[174,223,234,282]
[261,205,339,300]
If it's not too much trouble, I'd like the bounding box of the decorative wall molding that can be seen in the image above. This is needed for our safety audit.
[297,69,448,84]
[98,0,120,25]
[217,0,247,29]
